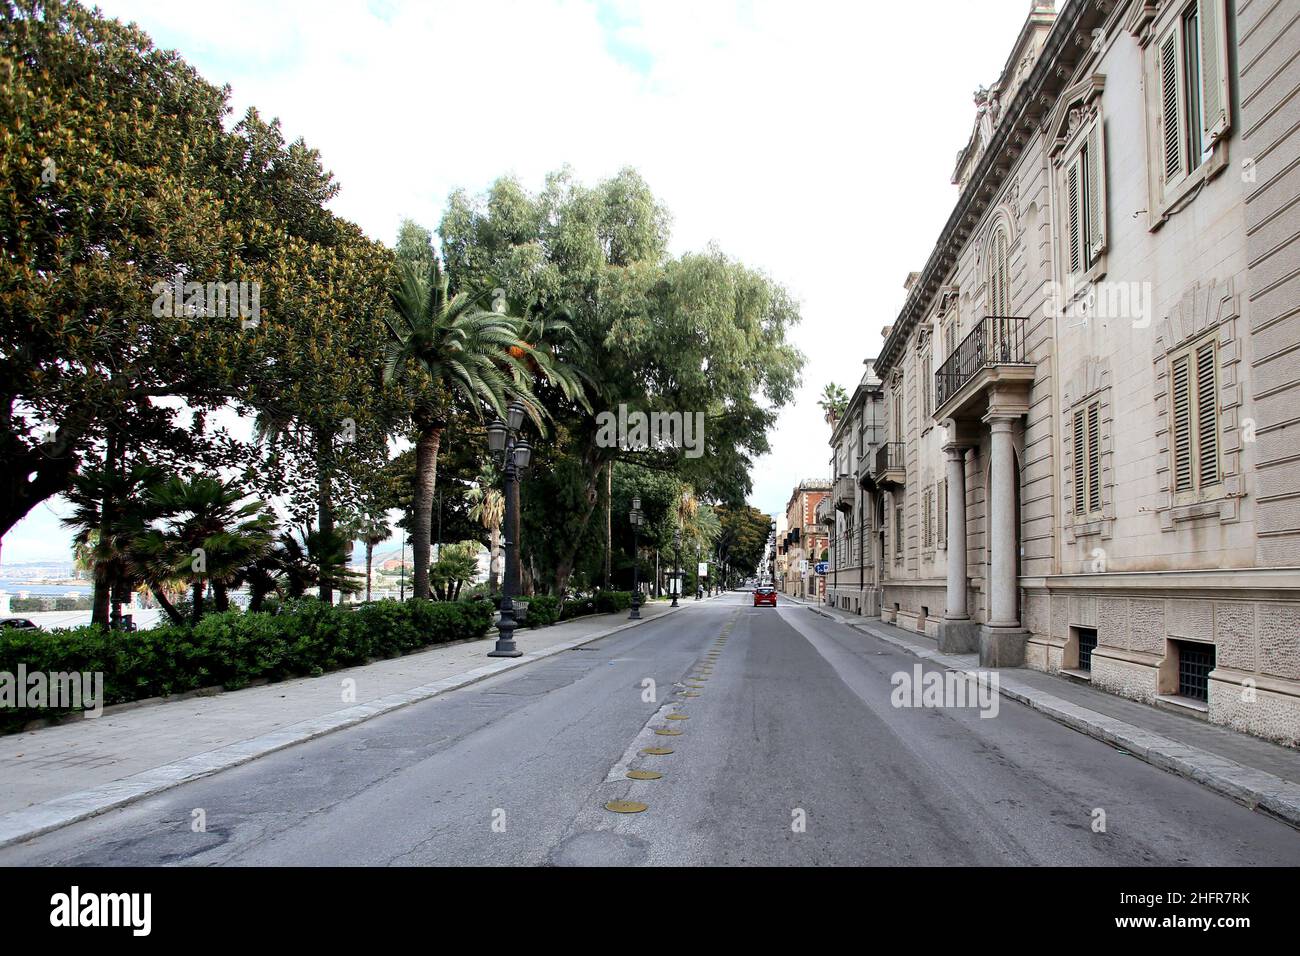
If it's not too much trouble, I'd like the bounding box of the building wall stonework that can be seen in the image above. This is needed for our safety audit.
[866,0,1300,746]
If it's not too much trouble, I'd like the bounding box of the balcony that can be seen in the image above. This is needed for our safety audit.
[833,474,856,512]
[814,496,835,527]
[873,442,905,489]
[934,316,1035,421]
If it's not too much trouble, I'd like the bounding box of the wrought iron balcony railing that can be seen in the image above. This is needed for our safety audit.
[874,441,904,476]
[934,316,1031,410]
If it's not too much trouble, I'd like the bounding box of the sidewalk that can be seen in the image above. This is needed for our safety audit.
[0,600,682,848]
[803,603,1300,827]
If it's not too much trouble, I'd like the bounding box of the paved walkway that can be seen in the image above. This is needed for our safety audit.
[0,600,695,845]
[803,603,1300,825]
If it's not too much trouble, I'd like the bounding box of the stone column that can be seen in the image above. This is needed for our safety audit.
[936,445,977,652]
[980,414,1026,666]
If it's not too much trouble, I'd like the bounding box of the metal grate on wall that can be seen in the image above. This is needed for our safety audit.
[1175,640,1215,702]
[1077,628,1098,672]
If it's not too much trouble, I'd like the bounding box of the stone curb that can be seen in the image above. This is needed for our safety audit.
[806,606,1300,829]
[0,606,681,850]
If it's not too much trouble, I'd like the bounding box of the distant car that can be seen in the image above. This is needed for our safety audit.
[0,617,39,631]
[753,587,777,607]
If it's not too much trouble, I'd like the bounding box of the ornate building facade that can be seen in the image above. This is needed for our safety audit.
[863,0,1300,745]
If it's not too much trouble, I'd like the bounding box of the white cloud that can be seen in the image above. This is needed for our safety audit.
[3,0,1035,563]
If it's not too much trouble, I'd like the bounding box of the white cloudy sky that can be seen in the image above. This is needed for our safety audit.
[4,0,1035,565]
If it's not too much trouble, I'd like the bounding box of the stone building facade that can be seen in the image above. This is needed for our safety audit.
[778,480,830,600]
[868,0,1300,746]
[825,367,887,615]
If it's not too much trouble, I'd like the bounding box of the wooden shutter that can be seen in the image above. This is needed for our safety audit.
[1171,354,1194,492]
[1196,340,1219,486]
[1066,158,1083,275]
[1085,121,1106,261]
[1087,403,1101,513]
[1159,27,1185,185]
[1198,0,1230,144]
[1073,410,1086,514]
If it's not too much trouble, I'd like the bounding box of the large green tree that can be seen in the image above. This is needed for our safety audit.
[439,167,804,595]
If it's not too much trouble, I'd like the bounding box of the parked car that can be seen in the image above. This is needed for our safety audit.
[0,617,39,631]
[753,586,777,607]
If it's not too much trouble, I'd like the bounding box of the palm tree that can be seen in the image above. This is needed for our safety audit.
[355,515,390,602]
[135,477,278,623]
[818,382,849,426]
[62,463,169,628]
[382,256,538,600]
[466,465,504,594]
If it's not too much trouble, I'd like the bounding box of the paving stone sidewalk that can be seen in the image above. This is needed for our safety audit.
[0,601,684,847]
[804,603,1300,827]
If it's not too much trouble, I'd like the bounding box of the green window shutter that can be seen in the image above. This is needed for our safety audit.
[1171,354,1194,493]
[1196,340,1219,487]
[1159,27,1185,184]
[1198,0,1230,143]
[1085,121,1106,262]
[1087,403,1101,514]
[1073,409,1087,515]
[1066,159,1083,275]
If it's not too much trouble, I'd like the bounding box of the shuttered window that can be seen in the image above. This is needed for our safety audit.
[1062,119,1107,277]
[922,491,930,550]
[988,227,1010,316]
[921,350,932,419]
[1072,401,1103,517]
[1156,0,1231,195]
[1170,335,1220,496]
[894,505,904,558]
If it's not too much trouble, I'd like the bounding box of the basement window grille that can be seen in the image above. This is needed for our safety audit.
[1076,627,1098,672]
[1174,640,1215,701]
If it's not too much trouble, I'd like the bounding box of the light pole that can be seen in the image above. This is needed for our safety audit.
[694,543,702,600]
[486,402,532,658]
[629,497,644,620]
[671,528,682,608]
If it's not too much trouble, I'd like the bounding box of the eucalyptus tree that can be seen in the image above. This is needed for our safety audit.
[440,167,804,595]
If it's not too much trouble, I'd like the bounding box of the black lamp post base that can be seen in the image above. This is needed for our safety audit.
[488,647,523,658]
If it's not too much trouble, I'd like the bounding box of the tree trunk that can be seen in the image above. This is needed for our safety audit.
[552,444,609,597]
[317,436,335,606]
[214,580,229,612]
[488,526,500,594]
[411,423,442,601]
[603,461,612,589]
[191,579,204,625]
[365,542,374,602]
[151,584,184,625]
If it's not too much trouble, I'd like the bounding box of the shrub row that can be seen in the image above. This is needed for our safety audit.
[0,598,494,732]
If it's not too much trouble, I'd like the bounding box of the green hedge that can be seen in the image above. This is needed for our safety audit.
[0,598,494,733]
[523,595,560,628]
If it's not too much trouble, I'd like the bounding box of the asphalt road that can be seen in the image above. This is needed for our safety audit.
[3,592,1298,866]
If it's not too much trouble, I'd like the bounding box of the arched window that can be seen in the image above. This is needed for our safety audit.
[987,225,1011,317]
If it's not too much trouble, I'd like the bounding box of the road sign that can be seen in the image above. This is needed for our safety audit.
[814,561,828,575]
[698,562,708,577]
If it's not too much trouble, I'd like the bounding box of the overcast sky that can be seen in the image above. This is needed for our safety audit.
[3,0,1036,566]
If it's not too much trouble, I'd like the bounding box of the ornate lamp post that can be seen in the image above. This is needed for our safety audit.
[629,497,644,620]
[486,401,532,657]
[671,527,682,608]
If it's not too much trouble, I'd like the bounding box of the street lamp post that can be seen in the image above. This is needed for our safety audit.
[671,528,682,608]
[486,402,532,658]
[629,497,644,620]
[694,544,702,601]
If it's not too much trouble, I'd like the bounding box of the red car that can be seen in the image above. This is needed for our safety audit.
[753,586,777,607]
